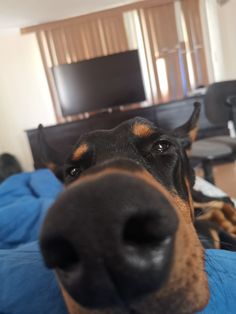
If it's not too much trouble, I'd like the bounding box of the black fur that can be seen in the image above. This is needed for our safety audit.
[40,104,200,310]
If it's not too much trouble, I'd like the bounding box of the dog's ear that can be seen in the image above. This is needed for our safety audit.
[36,124,65,181]
[173,102,201,150]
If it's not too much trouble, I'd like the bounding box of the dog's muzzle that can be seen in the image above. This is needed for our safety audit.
[40,163,178,310]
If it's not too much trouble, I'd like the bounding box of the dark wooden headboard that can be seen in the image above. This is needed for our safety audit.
[26,96,228,168]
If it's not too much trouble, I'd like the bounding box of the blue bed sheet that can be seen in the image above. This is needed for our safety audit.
[0,170,235,314]
[0,169,62,249]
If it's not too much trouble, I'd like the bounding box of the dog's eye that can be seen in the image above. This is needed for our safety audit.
[153,140,171,153]
[68,167,80,177]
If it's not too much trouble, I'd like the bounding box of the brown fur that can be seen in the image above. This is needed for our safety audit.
[72,144,89,161]
[132,122,154,137]
[209,229,221,249]
[194,200,236,237]
[144,196,210,314]
[189,127,198,142]
[45,162,57,172]
[60,285,82,314]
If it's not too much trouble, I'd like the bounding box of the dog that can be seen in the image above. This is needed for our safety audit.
[39,103,236,314]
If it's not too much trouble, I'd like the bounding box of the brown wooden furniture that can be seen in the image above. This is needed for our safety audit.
[26,95,228,169]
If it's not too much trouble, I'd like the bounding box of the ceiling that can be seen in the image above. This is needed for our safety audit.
[0,0,138,29]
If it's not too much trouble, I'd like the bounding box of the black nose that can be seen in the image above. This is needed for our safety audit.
[40,171,178,309]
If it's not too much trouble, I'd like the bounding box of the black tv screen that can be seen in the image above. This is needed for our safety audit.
[52,50,146,116]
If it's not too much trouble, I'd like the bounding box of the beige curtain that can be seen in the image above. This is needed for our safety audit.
[36,12,129,121]
[181,0,208,87]
[37,13,129,67]
[139,2,183,103]
[138,0,208,103]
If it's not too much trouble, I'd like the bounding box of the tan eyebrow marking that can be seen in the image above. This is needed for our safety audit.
[132,122,154,137]
[72,143,89,161]
[189,126,198,142]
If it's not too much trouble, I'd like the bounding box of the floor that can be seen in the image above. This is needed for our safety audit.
[196,162,236,199]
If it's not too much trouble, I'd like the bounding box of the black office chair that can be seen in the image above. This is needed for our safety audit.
[191,81,236,184]
[203,81,236,152]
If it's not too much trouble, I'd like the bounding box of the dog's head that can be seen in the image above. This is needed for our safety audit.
[40,103,209,314]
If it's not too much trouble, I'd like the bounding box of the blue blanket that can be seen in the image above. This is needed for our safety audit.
[0,170,236,314]
[0,170,67,314]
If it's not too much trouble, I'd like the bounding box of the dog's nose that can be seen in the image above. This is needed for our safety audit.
[40,171,178,309]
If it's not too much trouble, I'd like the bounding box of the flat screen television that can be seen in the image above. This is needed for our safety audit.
[52,50,146,116]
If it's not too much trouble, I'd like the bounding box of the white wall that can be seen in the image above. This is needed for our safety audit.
[217,0,236,80]
[0,29,56,171]
[200,0,225,82]
[201,0,236,82]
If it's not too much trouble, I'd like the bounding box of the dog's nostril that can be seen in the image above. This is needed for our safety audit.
[123,213,164,247]
[41,236,79,271]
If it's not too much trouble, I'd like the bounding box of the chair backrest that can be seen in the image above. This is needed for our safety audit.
[204,80,236,125]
